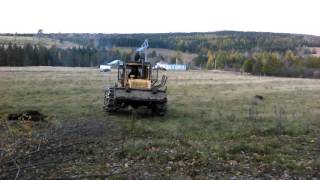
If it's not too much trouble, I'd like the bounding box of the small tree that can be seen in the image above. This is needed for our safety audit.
[206,50,214,69]
[242,59,253,73]
[215,51,226,69]
[170,51,182,64]
[284,50,296,66]
[252,53,263,75]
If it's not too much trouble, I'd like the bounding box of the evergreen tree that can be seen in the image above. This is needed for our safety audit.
[6,43,14,66]
[33,46,39,66]
[23,44,34,66]
[15,45,24,66]
[0,45,7,66]
[242,59,253,73]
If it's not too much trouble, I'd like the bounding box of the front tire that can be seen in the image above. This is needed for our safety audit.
[104,87,117,113]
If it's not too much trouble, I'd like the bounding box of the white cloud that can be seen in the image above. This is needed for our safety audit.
[0,0,319,35]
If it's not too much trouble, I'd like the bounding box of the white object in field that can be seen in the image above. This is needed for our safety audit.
[99,65,111,72]
[155,63,186,71]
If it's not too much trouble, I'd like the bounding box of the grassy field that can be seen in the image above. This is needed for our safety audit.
[1,67,320,178]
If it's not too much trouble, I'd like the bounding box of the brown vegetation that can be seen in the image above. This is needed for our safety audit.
[1,67,320,178]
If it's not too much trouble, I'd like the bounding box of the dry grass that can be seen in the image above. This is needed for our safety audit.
[1,67,320,178]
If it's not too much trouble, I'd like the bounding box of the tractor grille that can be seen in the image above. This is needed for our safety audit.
[128,79,151,89]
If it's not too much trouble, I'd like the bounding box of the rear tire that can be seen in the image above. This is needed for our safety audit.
[104,87,117,113]
[152,101,167,116]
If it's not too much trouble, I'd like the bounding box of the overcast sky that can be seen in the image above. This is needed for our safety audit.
[0,0,319,35]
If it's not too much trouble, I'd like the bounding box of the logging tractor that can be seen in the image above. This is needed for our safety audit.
[104,40,168,115]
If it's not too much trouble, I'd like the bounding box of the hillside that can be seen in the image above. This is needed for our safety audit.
[45,31,320,53]
[115,47,197,64]
[2,31,320,54]
[0,35,80,49]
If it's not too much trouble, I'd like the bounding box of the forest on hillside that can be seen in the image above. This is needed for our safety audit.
[0,43,132,67]
[1,31,320,78]
[45,31,320,52]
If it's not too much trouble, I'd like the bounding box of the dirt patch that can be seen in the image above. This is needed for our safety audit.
[7,110,46,122]
[0,119,122,179]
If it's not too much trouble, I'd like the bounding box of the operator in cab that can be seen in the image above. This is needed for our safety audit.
[128,66,141,79]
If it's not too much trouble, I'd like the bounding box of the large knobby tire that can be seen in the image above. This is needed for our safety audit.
[104,87,117,113]
[158,102,167,116]
[152,101,167,116]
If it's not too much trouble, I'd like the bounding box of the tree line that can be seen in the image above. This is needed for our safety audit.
[45,32,320,79]
[196,50,320,78]
[46,31,320,53]
[1,31,320,79]
[0,43,132,67]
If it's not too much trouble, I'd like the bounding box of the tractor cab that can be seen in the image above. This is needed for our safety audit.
[118,62,153,90]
